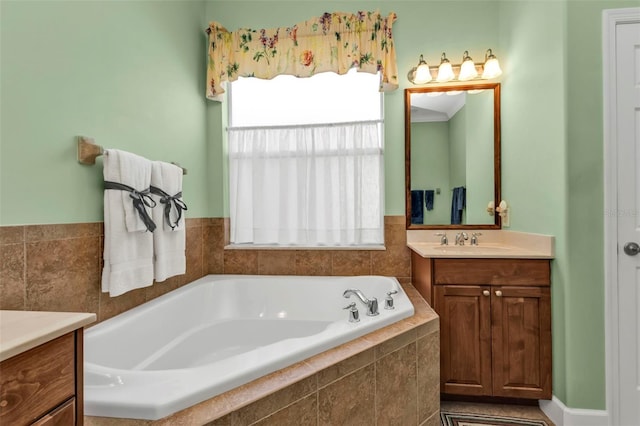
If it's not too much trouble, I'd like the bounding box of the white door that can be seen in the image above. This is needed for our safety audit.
[615,19,640,426]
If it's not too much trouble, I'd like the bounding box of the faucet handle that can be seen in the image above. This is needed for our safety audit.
[385,290,398,310]
[455,232,469,246]
[367,298,379,316]
[434,232,448,245]
[471,232,482,245]
[343,302,360,322]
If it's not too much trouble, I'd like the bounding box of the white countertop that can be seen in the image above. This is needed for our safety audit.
[0,310,96,362]
[407,230,555,259]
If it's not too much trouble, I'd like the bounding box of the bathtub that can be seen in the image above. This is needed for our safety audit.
[84,274,414,420]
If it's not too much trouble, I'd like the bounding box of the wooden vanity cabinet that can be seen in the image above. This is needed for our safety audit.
[413,254,552,400]
[0,329,85,425]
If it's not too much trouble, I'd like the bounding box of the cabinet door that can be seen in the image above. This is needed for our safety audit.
[491,286,552,399]
[434,285,492,396]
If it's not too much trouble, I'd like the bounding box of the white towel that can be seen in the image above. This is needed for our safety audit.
[118,150,154,232]
[150,161,186,282]
[102,149,154,297]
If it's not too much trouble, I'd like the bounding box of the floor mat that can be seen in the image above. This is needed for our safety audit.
[440,411,549,426]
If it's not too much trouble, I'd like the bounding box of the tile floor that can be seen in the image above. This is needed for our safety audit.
[440,401,556,426]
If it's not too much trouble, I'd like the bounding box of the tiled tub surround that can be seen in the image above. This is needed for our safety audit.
[0,216,430,425]
[0,216,411,323]
[84,282,439,425]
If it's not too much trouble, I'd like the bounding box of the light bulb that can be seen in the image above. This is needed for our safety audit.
[458,51,478,81]
[414,64,432,84]
[409,54,432,84]
[482,49,503,79]
[436,52,454,83]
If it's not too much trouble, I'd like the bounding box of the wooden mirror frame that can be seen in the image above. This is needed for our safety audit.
[405,82,501,229]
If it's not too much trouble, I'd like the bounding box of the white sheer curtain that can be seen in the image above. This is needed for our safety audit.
[229,121,384,246]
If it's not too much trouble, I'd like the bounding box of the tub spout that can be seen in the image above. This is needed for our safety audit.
[343,289,379,316]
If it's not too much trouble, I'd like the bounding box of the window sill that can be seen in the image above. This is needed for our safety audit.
[224,244,386,251]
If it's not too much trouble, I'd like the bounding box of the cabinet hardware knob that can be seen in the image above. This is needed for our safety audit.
[495,290,503,297]
[483,290,490,296]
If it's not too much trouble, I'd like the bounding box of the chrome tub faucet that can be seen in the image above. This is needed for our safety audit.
[343,289,379,316]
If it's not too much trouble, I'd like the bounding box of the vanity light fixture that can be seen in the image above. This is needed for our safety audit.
[407,48,502,85]
[436,52,455,82]
[481,49,503,79]
[407,54,432,84]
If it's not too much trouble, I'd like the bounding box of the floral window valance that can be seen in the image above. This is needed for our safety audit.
[205,10,398,100]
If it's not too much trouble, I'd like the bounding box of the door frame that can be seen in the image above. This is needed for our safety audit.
[603,7,640,426]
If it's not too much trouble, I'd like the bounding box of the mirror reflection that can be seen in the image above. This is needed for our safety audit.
[405,83,501,229]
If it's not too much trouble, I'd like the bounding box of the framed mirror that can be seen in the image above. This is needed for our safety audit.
[405,82,501,229]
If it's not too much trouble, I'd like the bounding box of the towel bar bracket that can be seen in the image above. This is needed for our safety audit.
[76,136,187,175]
[77,136,104,165]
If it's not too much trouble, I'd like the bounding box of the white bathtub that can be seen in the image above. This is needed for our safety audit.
[84,275,414,420]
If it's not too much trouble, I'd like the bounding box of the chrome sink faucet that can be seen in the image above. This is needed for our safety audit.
[455,232,468,246]
[434,232,448,245]
[343,289,379,316]
[471,232,482,246]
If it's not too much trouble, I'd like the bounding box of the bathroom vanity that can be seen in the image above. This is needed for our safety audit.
[408,231,554,401]
[404,80,554,401]
[0,310,95,425]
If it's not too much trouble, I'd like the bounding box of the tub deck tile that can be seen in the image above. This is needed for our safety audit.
[376,342,418,425]
[302,337,373,381]
[226,373,317,425]
[418,330,440,423]
[315,347,375,388]
[252,393,317,426]
[372,326,418,358]
[318,363,375,426]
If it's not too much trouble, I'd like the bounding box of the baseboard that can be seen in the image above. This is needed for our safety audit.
[540,396,609,426]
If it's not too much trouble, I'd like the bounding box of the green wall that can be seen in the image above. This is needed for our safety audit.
[498,0,571,405]
[0,0,209,225]
[3,0,638,412]
[410,121,450,224]
[465,91,494,224]
[449,104,467,190]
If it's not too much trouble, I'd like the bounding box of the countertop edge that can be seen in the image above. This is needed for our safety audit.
[0,311,97,362]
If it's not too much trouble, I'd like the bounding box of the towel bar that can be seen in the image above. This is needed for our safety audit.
[76,136,187,175]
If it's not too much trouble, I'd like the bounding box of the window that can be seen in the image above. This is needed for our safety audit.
[228,69,384,247]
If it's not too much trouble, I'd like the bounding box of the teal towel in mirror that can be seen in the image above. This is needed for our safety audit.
[425,190,434,211]
[411,190,424,224]
[451,186,466,224]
